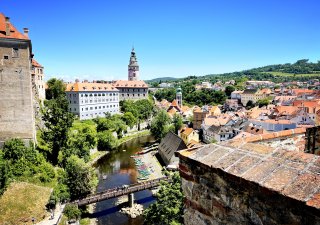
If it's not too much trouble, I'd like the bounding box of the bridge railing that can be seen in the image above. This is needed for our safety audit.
[73,176,171,206]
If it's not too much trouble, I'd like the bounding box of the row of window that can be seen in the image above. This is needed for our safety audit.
[81,110,118,118]
[70,104,119,112]
[121,93,146,97]
[120,89,147,92]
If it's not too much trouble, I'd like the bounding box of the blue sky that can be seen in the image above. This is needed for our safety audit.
[1,0,320,81]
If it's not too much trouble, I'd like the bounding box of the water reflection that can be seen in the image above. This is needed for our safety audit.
[93,135,156,225]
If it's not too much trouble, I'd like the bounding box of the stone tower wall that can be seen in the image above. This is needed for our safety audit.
[0,39,35,146]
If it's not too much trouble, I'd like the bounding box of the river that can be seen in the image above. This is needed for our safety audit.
[93,135,156,225]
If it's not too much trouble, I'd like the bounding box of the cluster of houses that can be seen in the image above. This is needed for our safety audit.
[157,84,320,168]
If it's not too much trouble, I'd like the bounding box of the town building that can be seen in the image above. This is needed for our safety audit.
[240,88,271,106]
[246,80,274,87]
[111,48,149,101]
[31,59,45,103]
[179,127,199,145]
[66,81,119,120]
[113,80,148,101]
[0,14,35,145]
[231,90,243,100]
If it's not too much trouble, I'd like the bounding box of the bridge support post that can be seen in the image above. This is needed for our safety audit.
[128,193,134,207]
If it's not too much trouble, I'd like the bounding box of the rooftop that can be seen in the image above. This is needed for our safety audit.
[177,128,320,210]
[66,82,118,92]
[113,80,148,88]
[0,13,29,40]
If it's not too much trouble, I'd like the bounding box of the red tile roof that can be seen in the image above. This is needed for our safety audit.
[113,80,148,88]
[0,13,29,40]
[32,59,43,68]
[66,82,118,92]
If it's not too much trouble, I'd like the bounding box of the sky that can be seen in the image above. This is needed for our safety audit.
[1,0,320,81]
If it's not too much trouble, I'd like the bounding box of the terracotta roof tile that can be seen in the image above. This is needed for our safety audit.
[0,13,28,40]
[32,59,42,68]
[113,80,148,88]
[66,82,118,92]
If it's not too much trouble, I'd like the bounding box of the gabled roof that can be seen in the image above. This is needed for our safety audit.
[180,127,194,136]
[0,13,29,40]
[66,82,118,92]
[32,59,43,68]
[113,80,148,88]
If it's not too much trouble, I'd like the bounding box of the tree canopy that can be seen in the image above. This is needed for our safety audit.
[150,110,172,140]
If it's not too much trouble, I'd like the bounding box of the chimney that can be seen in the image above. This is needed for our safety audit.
[5,17,10,36]
[75,79,80,83]
[23,28,29,38]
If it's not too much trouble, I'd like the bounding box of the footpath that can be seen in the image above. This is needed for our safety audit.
[36,204,65,225]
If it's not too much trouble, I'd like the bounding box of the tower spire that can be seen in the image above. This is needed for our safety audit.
[128,47,139,81]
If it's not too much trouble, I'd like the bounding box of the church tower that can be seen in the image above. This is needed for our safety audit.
[176,87,182,108]
[128,47,139,81]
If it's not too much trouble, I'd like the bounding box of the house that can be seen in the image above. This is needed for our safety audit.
[224,99,240,111]
[240,88,271,106]
[66,81,120,120]
[231,90,243,100]
[249,119,296,132]
[180,127,199,145]
[158,132,187,166]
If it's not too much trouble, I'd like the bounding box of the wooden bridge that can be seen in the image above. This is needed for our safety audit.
[73,176,170,206]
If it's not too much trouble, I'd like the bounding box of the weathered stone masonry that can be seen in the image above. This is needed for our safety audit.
[177,143,320,225]
[0,39,35,145]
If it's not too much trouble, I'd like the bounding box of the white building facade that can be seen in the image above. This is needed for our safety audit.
[66,82,119,120]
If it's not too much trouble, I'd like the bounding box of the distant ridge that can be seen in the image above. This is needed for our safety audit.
[146,77,178,83]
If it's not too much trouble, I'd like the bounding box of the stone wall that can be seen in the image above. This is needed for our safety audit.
[177,143,320,225]
[0,39,35,145]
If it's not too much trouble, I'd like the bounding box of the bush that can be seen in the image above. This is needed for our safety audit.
[63,204,81,220]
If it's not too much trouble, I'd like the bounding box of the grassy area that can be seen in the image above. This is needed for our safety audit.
[118,130,151,145]
[263,71,320,77]
[0,182,52,224]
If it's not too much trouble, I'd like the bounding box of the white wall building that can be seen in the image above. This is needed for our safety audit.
[66,82,119,120]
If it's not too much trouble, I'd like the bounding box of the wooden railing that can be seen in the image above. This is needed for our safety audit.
[73,176,170,206]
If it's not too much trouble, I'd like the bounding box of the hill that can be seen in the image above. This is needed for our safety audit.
[146,77,178,83]
[149,59,320,86]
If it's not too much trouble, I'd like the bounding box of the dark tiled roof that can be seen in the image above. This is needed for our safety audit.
[177,140,320,210]
[159,132,187,165]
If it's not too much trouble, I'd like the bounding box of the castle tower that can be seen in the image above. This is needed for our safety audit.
[128,47,139,81]
[176,87,182,108]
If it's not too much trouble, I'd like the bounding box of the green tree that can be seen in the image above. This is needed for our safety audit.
[172,114,183,135]
[123,112,137,128]
[144,172,184,225]
[45,78,66,100]
[97,130,119,150]
[256,98,270,108]
[150,110,171,140]
[225,86,235,97]
[63,204,81,221]
[41,79,74,165]
[0,152,10,195]
[246,100,254,109]
[65,155,97,200]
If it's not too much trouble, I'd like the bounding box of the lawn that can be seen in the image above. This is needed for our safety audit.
[0,182,52,225]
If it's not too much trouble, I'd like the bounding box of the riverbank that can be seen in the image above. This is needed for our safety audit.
[118,130,151,145]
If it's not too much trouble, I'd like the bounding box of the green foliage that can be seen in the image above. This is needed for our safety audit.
[59,121,97,166]
[0,138,56,192]
[225,86,235,97]
[246,100,254,109]
[45,78,66,100]
[63,204,81,220]
[256,98,271,108]
[150,110,171,141]
[144,172,184,225]
[0,152,10,195]
[65,155,97,201]
[41,78,74,165]
[172,114,183,135]
[123,112,137,128]
[120,99,154,121]
[154,88,176,102]
[154,84,227,106]
[97,130,119,150]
